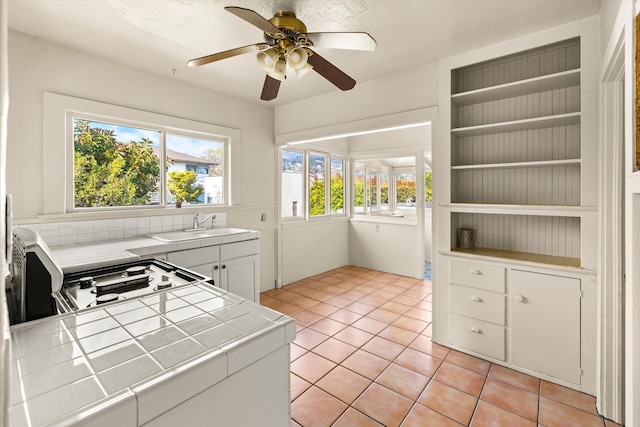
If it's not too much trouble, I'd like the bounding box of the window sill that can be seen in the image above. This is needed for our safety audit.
[281,216,349,229]
[26,205,233,224]
[350,215,417,226]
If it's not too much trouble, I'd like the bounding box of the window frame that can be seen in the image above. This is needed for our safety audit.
[352,164,432,218]
[281,148,306,220]
[43,93,240,215]
[280,147,348,221]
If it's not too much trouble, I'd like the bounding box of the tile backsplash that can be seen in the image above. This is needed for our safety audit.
[16,213,227,247]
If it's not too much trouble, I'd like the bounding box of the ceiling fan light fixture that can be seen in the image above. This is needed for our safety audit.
[256,47,279,72]
[295,62,313,79]
[286,46,308,70]
[267,59,286,81]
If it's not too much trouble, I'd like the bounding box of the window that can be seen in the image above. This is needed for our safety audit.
[330,158,345,214]
[425,171,433,209]
[396,171,417,212]
[309,153,326,217]
[43,93,239,215]
[281,148,346,219]
[352,158,433,216]
[282,149,304,218]
[354,164,365,214]
[166,134,224,205]
[72,118,226,209]
[380,171,390,213]
[73,119,161,208]
[367,170,379,213]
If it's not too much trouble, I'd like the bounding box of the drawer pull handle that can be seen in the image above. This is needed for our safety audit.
[470,327,482,334]
[514,294,525,303]
[470,295,482,302]
[469,269,481,275]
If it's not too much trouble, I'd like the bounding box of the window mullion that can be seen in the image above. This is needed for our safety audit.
[325,154,330,215]
[161,131,167,206]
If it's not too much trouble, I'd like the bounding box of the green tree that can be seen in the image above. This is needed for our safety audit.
[380,181,389,205]
[167,171,204,204]
[330,174,344,213]
[396,180,416,204]
[74,120,160,207]
[354,177,364,209]
[425,171,433,202]
[309,177,325,216]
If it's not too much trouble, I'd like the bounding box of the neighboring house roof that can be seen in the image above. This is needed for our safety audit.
[145,145,218,166]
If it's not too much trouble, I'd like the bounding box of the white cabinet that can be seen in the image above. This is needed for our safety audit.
[166,239,260,303]
[444,255,588,388]
[511,270,581,384]
[218,254,259,303]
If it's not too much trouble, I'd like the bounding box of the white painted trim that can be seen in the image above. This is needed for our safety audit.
[0,0,9,424]
[626,3,640,426]
[42,92,241,215]
[598,28,626,421]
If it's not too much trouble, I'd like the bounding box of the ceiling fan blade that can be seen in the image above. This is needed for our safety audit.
[307,50,356,91]
[306,32,376,51]
[225,6,286,38]
[187,44,263,67]
[261,75,281,101]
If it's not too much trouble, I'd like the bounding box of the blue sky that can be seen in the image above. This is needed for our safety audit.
[84,120,222,157]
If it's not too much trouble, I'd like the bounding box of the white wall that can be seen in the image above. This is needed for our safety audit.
[275,63,438,136]
[349,220,420,277]
[281,221,349,285]
[6,30,277,291]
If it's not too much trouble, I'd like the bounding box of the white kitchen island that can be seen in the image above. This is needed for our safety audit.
[8,283,295,426]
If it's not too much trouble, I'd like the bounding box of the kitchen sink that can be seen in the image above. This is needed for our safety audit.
[147,228,248,243]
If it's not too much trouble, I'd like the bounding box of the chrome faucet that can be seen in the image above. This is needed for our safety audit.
[193,213,216,230]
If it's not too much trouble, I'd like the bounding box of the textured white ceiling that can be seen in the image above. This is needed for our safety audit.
[8,0,601,106]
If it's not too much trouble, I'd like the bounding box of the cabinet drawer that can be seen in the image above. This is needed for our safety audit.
[220,239,259,260]
[450,260,505,293]
[167,246,220,267]
[450,285,505,326]
[450,314,505,361]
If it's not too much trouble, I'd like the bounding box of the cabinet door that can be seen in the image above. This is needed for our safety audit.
[190,264,220,289]
[511,270,581,384]
[219,255,259,302]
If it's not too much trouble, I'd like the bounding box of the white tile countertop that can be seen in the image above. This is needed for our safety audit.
[50,228,260,273]
[8,282,295,426]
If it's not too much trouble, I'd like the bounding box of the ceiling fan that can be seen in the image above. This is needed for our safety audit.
[187,6,376,101]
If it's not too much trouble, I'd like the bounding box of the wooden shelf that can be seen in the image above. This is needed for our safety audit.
[451,159,580,171]
[451,247,581,268]
[441,203,595,217]
[451,69,581,106]
[451,112,580,137]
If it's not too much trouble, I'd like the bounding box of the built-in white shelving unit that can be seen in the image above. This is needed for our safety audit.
[448,38,589,260]
[434,22,599,395]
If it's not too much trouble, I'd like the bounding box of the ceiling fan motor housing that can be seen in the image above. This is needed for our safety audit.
[268,11,307,42]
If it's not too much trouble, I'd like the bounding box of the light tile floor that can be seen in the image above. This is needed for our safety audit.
[260,266,624,427]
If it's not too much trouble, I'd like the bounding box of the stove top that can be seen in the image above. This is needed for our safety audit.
[55,259,212,312]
